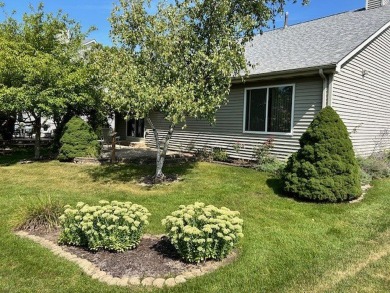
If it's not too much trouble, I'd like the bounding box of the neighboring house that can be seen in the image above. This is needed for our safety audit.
[116,0,390,160]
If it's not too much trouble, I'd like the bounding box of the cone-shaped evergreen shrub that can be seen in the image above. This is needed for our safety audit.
[58,117,100,161]
[283,106,361,202]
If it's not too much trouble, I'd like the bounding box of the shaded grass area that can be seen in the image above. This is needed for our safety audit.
[0,153,389,292]
[0,148,35,166]
[86,159,196,184]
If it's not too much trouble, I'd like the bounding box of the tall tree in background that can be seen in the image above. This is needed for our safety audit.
[99,0,307,180]
[0,3,103,159]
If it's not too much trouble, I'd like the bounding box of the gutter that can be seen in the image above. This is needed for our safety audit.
[232,65,336,84]
[232,66,337,108]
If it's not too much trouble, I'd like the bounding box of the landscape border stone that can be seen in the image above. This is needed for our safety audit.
[14,231,237,288]
[349,184,372,203]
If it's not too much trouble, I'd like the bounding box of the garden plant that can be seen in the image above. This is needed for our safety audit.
[253,138,285,175]
[59,200,151,252]
[357,152,390,180]
[283,106,361,202]
[12,195,63,232]
[212,148,229,162]
[162,202,243,263]
[58,117,100,161]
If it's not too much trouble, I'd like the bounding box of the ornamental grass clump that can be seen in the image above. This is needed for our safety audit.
[12,195,63,232]
[162,202,243,263]
[59,200,150,252]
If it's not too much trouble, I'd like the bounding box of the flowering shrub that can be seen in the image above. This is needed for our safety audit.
[253,137,275,165]
[58,200,151,252]
[162,202,243,263]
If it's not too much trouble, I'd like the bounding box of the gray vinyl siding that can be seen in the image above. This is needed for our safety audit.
[145,77,323,160]
[332,27,390,157]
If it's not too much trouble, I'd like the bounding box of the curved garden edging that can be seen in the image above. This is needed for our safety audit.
[15,231,237,288]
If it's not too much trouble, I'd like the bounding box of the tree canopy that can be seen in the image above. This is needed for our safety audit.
[96,0,307,179]
[0,3,104,158]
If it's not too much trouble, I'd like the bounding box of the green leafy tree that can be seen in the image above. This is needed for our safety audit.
[97,0,307,181]
[58,116,100,161]
[282,106,361,202]
[0,3,104,159]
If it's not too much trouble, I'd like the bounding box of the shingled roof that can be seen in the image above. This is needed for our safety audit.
[245,4,390,76]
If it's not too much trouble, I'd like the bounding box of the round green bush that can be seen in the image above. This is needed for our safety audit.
[58,200,151,252]
[282,106,361,202]
[58,116,100,161]
[162,202,244,263]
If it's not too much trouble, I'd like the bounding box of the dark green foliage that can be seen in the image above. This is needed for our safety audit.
[58,117,100,161]
[283,106,361,202]
[0,112,15,140]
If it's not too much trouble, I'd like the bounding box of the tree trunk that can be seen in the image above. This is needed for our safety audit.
[34,117,42,160]
[146,118,175,182]
[52,109,74,152]
[111,131,116,163]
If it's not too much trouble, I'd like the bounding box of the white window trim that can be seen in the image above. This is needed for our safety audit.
[242,84,295,136]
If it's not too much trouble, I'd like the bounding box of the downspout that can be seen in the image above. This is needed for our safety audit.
[327,74,334,107]
[319,69,327,108]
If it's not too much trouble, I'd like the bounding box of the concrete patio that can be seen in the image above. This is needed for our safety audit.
[100,144,189,162]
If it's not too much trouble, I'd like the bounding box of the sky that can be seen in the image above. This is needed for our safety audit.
[0,0,368,45]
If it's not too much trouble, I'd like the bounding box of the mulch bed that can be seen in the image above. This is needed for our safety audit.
[28,228,222,278]
[138,174,181,186]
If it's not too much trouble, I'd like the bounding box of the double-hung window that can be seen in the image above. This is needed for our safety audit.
[244,85,294,134]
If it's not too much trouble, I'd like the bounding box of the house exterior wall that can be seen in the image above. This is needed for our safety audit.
[145,77,323,160]
[332,27,390,157]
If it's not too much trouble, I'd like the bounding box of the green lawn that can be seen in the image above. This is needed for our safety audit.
[0,151,389,292]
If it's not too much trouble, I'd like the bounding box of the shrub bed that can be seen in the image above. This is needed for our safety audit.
[59,200,150,252]
[162,202,243,263]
